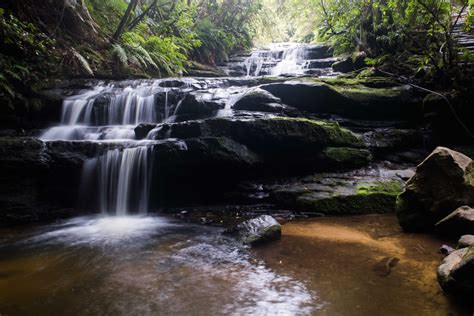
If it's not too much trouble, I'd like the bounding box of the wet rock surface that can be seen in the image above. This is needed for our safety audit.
[266,166,405,215]
[226,215,282,246]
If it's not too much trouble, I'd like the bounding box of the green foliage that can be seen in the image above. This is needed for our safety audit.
[192,0,262,63]
[0,8,54,110]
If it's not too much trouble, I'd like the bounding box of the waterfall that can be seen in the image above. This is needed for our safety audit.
[81,145,153,215]
[239,43,310,77]
[271,45,305,76]
[60,87,157,126]
[244,54,265,77]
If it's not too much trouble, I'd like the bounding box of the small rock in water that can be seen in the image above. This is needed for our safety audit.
[439,245,455,256]
[226,215,281,246]
[372,257,400,277]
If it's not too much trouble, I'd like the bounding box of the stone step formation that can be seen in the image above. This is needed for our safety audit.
[452,9,474,56]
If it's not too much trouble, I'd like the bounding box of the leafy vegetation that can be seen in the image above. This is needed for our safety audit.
[0,7,57,112]
[255,0,472,81]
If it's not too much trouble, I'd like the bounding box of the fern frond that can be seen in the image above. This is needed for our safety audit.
[111,44,128,66]
[72,49,94,76]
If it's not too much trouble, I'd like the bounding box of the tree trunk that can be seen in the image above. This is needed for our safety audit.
[111,0,139,42]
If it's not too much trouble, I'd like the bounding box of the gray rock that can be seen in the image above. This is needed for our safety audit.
[174,93,224,119]
[260,79,419,121]
[303,43,333,59]
[436,206,474,237]
[458,235,474,248]
[437,245,474,297]
[232,89,285,113]
[397,147,474,232]
[332,52,366,73]
[229,215,282,246]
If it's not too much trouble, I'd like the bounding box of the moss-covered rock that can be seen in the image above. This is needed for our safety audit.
[260,78,421,121]
[272,178,403,214]
[142,117,365,164]
[323,147,372,168]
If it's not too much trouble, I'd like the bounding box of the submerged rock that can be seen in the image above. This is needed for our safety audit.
[435,206,474,237]
[227,215,282,246]
[396,147,474,232]
[437,246,474,297]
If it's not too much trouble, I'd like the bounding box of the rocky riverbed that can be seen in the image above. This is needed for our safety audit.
[1,43,473,314]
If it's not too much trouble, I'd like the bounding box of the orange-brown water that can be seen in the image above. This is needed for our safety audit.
[0,215,470,315]
[254,215,469,315]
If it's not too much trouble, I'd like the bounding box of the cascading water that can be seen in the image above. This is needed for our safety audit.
[225,42,338,77]
[80,145,153,215]
[39,44,337,216]
[271,45,306,76]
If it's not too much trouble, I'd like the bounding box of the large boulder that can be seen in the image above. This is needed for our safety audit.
[437,246,474,297]
[260,79,419,121]
[435,206,474,237]
[232,88,286,113]
[226,215,282,246]
[174,93,224,120]
[396,147,474,232]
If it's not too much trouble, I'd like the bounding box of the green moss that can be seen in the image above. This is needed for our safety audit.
[271,116,339,128]
[271,117,365,147]
[464,245,474,260]
[357,180,403,196]
[324,147,371,164]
